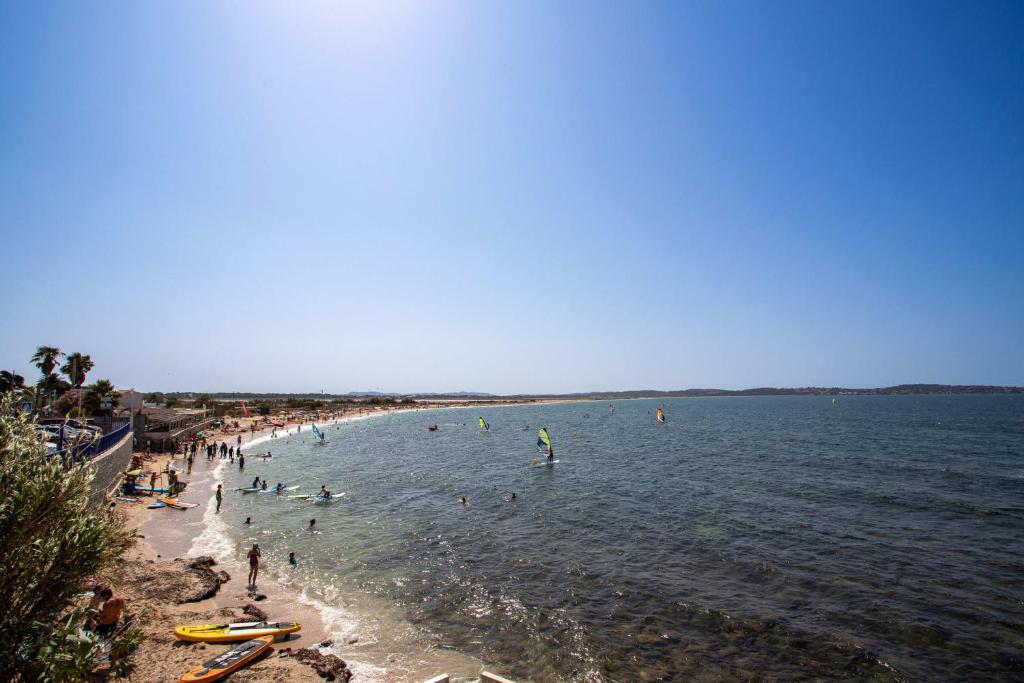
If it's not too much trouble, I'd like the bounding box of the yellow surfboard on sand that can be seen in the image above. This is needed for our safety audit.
[174,621,300,643]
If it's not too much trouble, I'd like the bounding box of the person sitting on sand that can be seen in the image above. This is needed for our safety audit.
[95,588,125,638]
[247,544,261,588]
[84,584,105,631]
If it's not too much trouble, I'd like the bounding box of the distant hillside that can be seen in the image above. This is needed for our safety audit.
[155,384,1021,401]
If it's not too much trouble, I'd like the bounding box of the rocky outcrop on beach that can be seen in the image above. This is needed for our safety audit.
[282,648,354,681]
[108,555,230,604]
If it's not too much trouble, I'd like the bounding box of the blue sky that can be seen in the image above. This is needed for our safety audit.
[1,1,1021,393]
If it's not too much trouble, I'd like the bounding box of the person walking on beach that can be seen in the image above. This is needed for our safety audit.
[247,544,261,588]
[215,484,223,512]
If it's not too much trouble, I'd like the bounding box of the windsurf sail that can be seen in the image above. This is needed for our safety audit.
[479,417,490,432]
[656,407,666,423]
[240,401,250,418]
[537,427,552,453]
[311,424,324,441]
[608,403,616,413]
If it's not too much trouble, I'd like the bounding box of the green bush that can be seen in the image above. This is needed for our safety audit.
[0,394,135,680]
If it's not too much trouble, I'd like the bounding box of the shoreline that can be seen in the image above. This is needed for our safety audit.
[114,403,523,682]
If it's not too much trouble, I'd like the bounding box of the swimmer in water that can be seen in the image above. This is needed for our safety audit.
[244,517,251,525]
[289,552,297,566]
[309,519,316,530]
[459,497,467,505]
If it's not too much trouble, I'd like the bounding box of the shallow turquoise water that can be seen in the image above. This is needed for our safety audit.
[213,396,1024,681]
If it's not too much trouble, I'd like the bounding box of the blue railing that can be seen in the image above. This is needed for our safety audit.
[55,423,131,463]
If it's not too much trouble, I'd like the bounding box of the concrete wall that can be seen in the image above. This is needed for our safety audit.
[86,430,134,505]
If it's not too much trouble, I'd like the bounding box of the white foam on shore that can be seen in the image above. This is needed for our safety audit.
[187,456,234,560]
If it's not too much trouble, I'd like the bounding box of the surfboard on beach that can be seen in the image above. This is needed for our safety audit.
[178,635,274,682]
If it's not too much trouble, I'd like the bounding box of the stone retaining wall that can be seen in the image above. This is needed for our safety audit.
[86,430,134,505]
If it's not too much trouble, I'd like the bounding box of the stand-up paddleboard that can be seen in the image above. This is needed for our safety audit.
[288,494,313,500]
[147,501,167,509]
[312,493,346,504]
[161,498,199,510]
[235,487,260,493]
[258,486,298,495]
[179,635,274,682]
[532,459,560,467]
[133,486,172,494]
[174,621,300,643]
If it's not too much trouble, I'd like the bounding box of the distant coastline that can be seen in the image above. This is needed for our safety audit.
[157,383,1024,401]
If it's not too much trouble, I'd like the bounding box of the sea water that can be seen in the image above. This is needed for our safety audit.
[201,396,1024,681]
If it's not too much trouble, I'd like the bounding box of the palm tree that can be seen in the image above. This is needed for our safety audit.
[60,353,94,388]
[0,370,25,394]
[84,379,120,414]
[30,346,63,377]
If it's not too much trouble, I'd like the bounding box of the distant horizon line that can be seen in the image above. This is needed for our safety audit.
[136,383,1024,400]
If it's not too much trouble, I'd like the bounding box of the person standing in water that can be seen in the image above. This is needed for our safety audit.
[309,519,316,530]
[247,544,261,588]
[215,484,223,512]
[288,552,297,566]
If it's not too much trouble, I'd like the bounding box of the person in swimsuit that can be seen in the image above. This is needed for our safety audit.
[252,476,260,489]
[247,544,261,588]
[95,588,125,638]
[215,484,223,512]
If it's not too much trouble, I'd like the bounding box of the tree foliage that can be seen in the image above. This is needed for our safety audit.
[0,394,135,680]
[60,353,94,388]
[84,380,119,415]
[31,346,63,377]
[0,370,25,394]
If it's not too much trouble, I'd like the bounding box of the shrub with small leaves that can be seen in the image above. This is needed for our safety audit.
[0,394,135,680]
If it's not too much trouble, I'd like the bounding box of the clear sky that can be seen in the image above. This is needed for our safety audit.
[1,1,1022,394]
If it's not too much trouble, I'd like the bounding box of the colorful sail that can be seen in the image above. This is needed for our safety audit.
[311,423,324,441]
[537,427,552,452]
[656,407,665,423]
[479,417,490,432]
[240,401,250,418]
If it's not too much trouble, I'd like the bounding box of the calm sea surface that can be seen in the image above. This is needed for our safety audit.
[213,396,1024,681]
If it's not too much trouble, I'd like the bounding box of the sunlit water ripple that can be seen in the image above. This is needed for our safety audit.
[215,395,1024,681]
